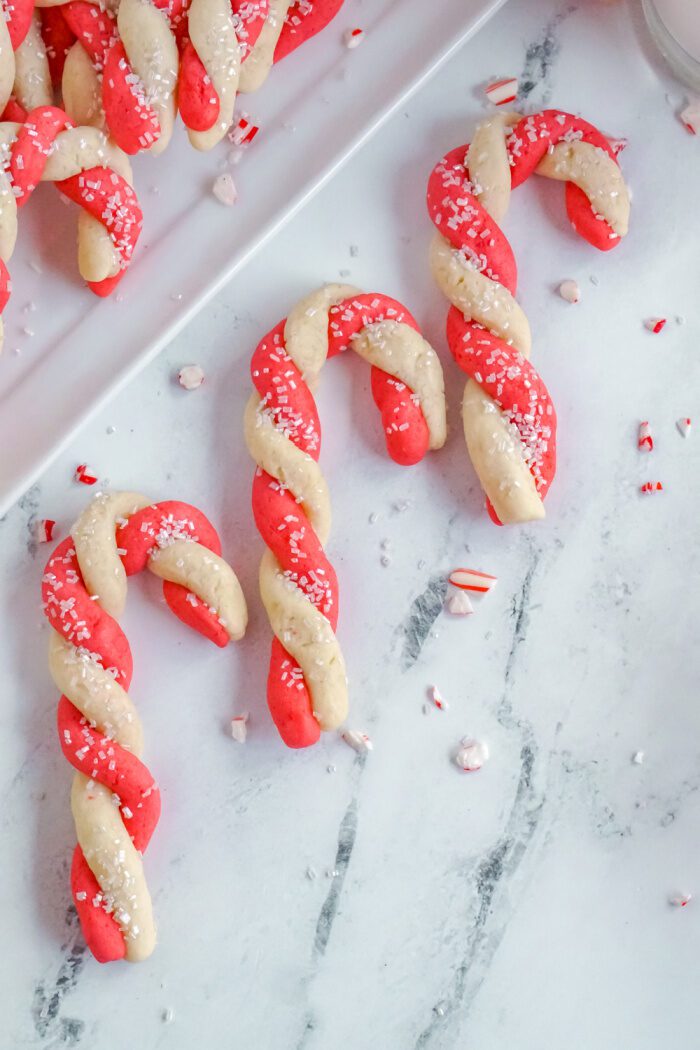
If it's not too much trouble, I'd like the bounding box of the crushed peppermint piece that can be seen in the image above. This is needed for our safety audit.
[640,481,663,494]
[448,568,497,594]
[229,113,259,146]
[558,279,581,304]
[178,365,205,391]
[74,464,98,485]
[212,173,238,207]
[631,750,645,765]
[341,728,373,753]
[485,76,518,106]
[455,737,489,772]
[430,685,449,711]
[644,317,667,334]
[344,27,364,48]
[230,712,249,743]
[638,421,653,452]
[36,518,56,543]
[676,417,692,438]
[607,136,628,156]
[680,98,700,135]
[446,591,474,616]
[669,892,692,908]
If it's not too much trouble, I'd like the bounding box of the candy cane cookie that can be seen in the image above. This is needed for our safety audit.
[0,104,142,348]
[427,109,630,524]
[245,285,446,748]
[42,492,248,963]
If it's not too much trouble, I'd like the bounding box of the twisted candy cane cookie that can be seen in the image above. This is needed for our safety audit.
[37,0,345,154]
[0,104,142,347]
[245,285,446,748]
[427,109,630,525]
[42,492,247,962]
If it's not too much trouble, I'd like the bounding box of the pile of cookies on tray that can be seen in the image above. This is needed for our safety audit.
[0,0,345,343]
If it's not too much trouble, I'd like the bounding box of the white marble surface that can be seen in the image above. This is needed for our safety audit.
[2,0,700,1046]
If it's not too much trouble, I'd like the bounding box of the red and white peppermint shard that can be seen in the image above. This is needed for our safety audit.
[669,892,692,908]
[644,317,667,334]
[677,417,692,438]
[230,114,259,147]
[680,98,700,135]
[430,685,449,712]
[455,737,489,772]
[558,279,581,304]
[640,481,663,494]
[344,27,364,48]
[446,591,474,616]
[485,77,518,106]
[342,729,373,753]
[36,519,56,543]
[230,712,249,743]
[607,136,628,156]
[74,464,98,485]
[448,568,497,594]
[638,421,653,452]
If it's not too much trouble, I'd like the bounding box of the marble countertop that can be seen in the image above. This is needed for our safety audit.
[2,0,699,1046]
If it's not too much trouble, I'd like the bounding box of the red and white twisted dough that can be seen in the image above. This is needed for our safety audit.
[34,0,345,154]
[427,109,630,525]
[0,104,142,347]
[244,285,447,748]
[42,492,247,963]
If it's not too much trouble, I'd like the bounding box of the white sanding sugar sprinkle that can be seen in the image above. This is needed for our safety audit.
[446,591,474,616]
[230,712,249,743]
[212,173,238,206]
[342,728,373,753]
[558,279,581,304]
[177,365,205,390]
[454,737,489,772]
[631,750,645,765]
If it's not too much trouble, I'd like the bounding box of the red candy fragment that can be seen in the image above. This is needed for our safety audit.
[229,113,259,146]
[36,518,56,542]
[74,463,98,485]
[638,421,653,452]
[640,481,663,494]
[644,317,667,334]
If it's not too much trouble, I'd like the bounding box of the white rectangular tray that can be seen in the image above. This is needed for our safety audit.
[0,0,507,515]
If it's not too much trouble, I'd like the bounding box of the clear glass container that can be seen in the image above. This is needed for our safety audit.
[642,0,700,92]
